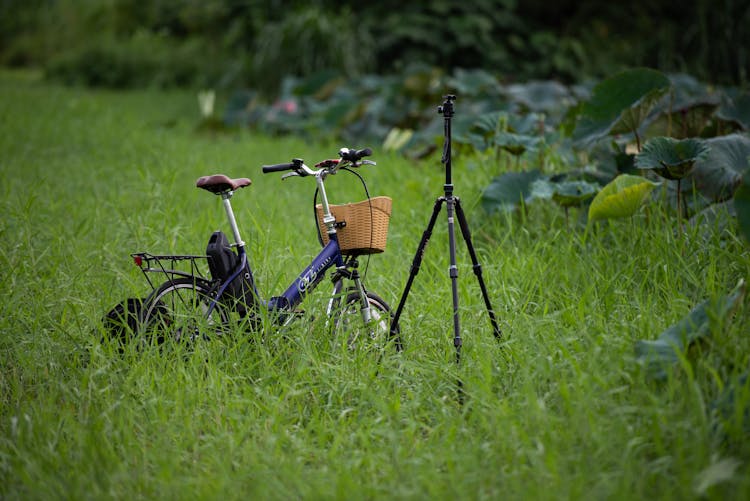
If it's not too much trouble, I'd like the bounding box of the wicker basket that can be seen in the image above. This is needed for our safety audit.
[316,196,392,255]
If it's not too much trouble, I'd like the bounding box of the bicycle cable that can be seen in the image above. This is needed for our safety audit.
[311,166,374,282]
[341,166,373,282]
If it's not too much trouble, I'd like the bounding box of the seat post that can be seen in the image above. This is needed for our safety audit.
[221,191,245,248]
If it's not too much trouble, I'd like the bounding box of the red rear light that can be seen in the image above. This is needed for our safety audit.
[133,255,142,267]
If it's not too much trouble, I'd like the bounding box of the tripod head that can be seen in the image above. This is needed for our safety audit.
[437,94,456,118]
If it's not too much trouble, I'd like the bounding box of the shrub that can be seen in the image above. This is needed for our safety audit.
[44,32,222,89]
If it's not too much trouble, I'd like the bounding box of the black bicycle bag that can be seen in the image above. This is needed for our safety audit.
[205,231,257,314]
[206,230,238,282]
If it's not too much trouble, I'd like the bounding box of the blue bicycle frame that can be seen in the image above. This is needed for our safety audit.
[271,238,344,309]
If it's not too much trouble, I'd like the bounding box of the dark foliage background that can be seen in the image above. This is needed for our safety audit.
[1,0,748,92]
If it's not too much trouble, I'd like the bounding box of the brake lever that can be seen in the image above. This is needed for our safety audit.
[349,159,377,168]
[281,172,301,180]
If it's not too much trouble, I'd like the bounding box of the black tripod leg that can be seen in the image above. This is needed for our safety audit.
[389,197,445,338]
[454,198,502,339]
[445,195,462,363]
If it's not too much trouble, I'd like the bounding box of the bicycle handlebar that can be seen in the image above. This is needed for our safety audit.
[262,148,374,178]
[261,159,302,174]
[338,147,372,162]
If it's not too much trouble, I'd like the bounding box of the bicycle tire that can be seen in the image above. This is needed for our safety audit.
[332,290,403,352]
[140,277,230,343]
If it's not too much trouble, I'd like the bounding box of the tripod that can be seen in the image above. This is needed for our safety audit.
[389,95,502,364]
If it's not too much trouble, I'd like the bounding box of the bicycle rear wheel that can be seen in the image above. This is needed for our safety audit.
[331,290,402,352]
[140,277,229,344]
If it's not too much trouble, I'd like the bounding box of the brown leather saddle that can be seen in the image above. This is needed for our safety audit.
[196,174,251,194]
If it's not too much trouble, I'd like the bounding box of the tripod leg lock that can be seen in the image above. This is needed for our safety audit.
[449,265,458,278]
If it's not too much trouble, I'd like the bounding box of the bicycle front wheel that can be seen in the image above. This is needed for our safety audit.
[332,290,402,352]
[140,278,229,344]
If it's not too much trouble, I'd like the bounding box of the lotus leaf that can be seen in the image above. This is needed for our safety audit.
[716,93,750,130]
[646,73,720,138]
[455,111,507,151]
[504,80,573,113]
[481,170,546,213]
[382,128,414,152]
[635,137,710,180]
[447,68,503,98]
[551,181,599,207]
[689,134,750,202]
[647,103,719,139]
[734,172,750,243]
[710,371,750,443]
[573,68,671,146]
[494,131,541,156]
[635,280,746,380]
[588,174,660,222]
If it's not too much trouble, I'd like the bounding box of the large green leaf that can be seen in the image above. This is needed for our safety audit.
[635,137,710,180]
[456,111,548,153]
[717,92,750,130]
[635,280,746,380]
[504,80,574,113]
[551,181,599,208]
[588,174,660,222]
[690,134,750,202]
[447,68,503,98]
[382,127,414,152]
[645,73,720,138]
[734,171,750,243]
[710,370,750,443]
[494,131,541,156]
[455,111,507,151]
[481,170,547,213]
[573,68,671,145]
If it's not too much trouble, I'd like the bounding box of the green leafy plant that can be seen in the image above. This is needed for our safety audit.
[645,73,721,139]
[636,137,710,180]
[717,92,750,131]
[734,170,750,243]
[635,137,710,225]
[251,6,375,98]
[551,180,598,225]
[587,174,660,223]
[689,134,750,203]
[635,280,746,380]
[480,170,549,213]
[573,68,671,150]
[494,131,541,169]
[711,371,750,444]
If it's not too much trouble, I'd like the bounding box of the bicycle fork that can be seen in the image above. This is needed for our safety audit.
[327,264,372,324]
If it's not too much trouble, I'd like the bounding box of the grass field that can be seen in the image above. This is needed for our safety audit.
[2,70,750,500]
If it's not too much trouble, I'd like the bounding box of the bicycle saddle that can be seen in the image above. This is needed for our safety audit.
[196,174,252,194]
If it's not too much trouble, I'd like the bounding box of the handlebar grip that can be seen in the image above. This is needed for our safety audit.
[262,162,296,174]
[339,147,373,162]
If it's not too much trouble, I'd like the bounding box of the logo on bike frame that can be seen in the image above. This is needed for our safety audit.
[297,256,332,294]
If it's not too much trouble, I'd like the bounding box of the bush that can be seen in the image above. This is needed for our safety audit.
[44,32,224,89]
[250,5,375,98]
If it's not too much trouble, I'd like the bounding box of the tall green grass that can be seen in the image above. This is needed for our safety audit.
[2,70,750,499]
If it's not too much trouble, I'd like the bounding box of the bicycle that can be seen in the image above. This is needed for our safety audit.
[114,147,401,352]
